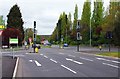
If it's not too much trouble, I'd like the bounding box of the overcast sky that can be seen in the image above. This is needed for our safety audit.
[0,0,110,35]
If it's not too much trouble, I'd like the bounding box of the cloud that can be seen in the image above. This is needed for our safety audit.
[0,0,110,35]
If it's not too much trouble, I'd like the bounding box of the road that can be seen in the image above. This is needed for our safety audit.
[1,46,120,78]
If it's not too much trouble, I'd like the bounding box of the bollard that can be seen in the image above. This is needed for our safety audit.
[35,47,38,53]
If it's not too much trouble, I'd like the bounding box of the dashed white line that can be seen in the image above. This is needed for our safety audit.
[112,61,120,63]
[29,60,33,62]
[14,55,25,57]
[50,59,58,63]
[43,55,48,58]
[59,53,64,55]
[34,60,42,67]
[68,55,75,57]
[79,57,93,61]
[40,54,43,56]
[103,63,119,68]
[61,65,77,74]
[96,57,120,63]
[66,58,83,65]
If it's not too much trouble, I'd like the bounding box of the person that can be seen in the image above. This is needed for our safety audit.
[99,45,102,51]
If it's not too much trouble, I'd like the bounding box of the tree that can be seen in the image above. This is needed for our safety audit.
[81,0,91,44]
[71,4,78,42]
[73,4,78,30]
[2,28,22,47]
[91,0,104,45]
[7,4,24,45]
[113,2,120,48]
[101,1,119,46]
[24,28,34,42]
[36,35,41,44]
[102,1,118,32]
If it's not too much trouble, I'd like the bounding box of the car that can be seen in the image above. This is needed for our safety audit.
[44,42,52,46]
[2,45,8,49]
[63,43,68,47]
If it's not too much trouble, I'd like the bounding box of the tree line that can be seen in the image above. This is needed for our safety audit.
[49,0,120,47]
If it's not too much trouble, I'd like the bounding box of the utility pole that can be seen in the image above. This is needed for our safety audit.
[33,21,36,53]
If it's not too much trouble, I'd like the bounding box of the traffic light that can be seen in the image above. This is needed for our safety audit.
[77,32,80,40]
[106,31,112,39]
[34,21,36,28]
[65,15,67,24]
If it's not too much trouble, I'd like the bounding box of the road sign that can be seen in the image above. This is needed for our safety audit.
[9,38,18,44]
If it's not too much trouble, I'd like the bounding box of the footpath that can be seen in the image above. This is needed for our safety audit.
[2,56,17,79]
[1,47,23,79]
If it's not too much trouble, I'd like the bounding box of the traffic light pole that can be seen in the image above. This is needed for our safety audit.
[77,40,79,52]
[76,21,80,52]
[33,21,36,53]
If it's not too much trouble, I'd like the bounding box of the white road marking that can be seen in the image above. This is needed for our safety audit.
[61,65,77,74]
[66,58,83,65]
[43,55,48,58]
[59,53,64,55]
[50,59,58,63]
[40,54,43,56]
[68,55,75,57]
[14,55,24,57]
[79,57,93,61]
[96,57,120,63]
[12,57,19,78]
[29,60,33,62]
[34,60,42,67]
[103,63,119,68]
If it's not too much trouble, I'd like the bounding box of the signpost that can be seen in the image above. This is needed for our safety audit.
[9,38,18,59]
[9,38,18,44]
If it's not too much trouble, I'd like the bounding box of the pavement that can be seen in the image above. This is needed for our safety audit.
[2,56,17,78]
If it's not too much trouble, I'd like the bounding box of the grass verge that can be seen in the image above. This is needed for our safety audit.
[97,52,120,58]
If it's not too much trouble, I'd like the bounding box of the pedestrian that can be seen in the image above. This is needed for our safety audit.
[99,45,102,51]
